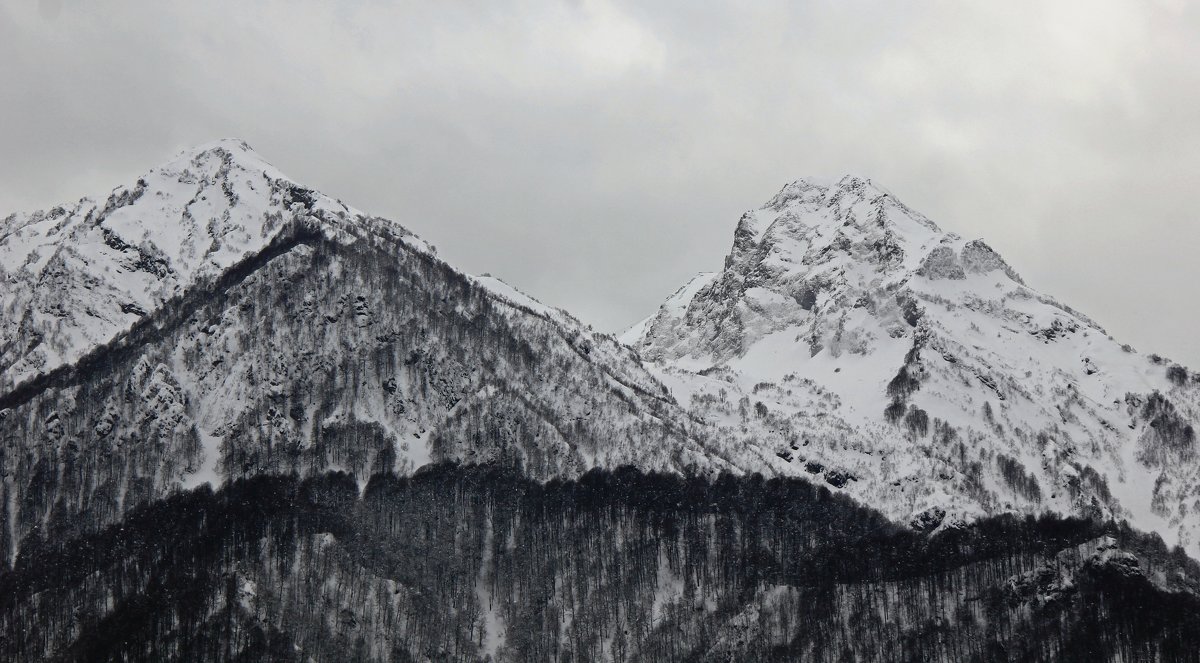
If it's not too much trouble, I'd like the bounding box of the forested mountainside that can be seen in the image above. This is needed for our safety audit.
[4,143,1200,662]
[625,175,1200,557]
[4,464,1199,663]
[0,142,786,570]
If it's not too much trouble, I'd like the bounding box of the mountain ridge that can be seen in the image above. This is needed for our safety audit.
[4,142,1200,661]
[6,143,1200,562]
[626,174,1200,555]
[0,142,763,569]
[0,138,438,391]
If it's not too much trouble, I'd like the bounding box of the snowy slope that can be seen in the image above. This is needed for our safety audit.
[0,139,438,392]
[626,175,1200,555]
[0,142,739,567]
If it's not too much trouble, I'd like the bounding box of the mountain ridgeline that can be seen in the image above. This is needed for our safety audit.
[0,142,742,570]
[623,175,1200,557]
[2,143,1200,661]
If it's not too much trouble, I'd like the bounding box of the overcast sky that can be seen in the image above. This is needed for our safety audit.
[3,0,1199,366]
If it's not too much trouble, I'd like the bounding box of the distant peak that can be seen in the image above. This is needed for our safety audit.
[780,172,882,192]
[181,138,257,158]
[787,175,844,189]
[762,174,885,211]
[783,174,879,190]
[821,174,875,187]
[141,139,291,189]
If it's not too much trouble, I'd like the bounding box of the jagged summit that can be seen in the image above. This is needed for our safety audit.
[765,174,891,204]
[180,137,259,156]
[753,174,941,237]
[162,137,268,169]
[629,177,1200,556]
[627,176,1021,364]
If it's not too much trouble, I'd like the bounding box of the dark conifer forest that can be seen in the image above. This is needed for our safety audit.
[3,462,1199,662]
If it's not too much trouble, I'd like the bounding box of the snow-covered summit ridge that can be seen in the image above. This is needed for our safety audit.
[625,174,1030,361]
[628,176,1200,556]
[2,143,755,562]
[0,139,430,391]
[739,175,940,243]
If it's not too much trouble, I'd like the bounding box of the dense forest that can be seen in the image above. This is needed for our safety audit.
[3,462,1199,662]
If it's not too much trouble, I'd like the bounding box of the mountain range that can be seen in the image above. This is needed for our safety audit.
[2,141,1199,661]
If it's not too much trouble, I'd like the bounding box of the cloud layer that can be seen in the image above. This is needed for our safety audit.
[3,0,1199,365]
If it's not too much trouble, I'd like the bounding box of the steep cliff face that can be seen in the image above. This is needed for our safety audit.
[625,176,1200,555]
[0,142,760,569]
[4,466,1199,663]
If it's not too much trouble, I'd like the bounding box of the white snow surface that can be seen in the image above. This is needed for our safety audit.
[1,141,735,504]
[470,274,568,322]
[0,139,428,392]
[627,175,1200,555]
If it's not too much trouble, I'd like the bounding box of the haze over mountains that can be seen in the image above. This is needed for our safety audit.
[2,142,1199,661]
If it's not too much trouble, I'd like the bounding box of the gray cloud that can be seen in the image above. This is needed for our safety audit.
[3,0,1200,365]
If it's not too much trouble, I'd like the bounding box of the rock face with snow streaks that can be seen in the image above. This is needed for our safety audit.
[626,175,1200,556]
[0,141,741,568]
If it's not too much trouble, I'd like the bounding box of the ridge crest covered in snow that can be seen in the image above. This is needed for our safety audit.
[6,143,1200,565]
[627,175,1200,555]
[0,139,430,392]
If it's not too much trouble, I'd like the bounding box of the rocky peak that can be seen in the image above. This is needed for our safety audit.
[0,140,386,391]
[630,177,1026,365]
[740,176,953,277]
[629,175,1200,559]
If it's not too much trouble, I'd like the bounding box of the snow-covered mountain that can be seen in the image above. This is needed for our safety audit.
[1,140,340,390]
[624,175,1200,555]
[6,145,1199,564]
[5,145,1200,661]
[0,140,754,567]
